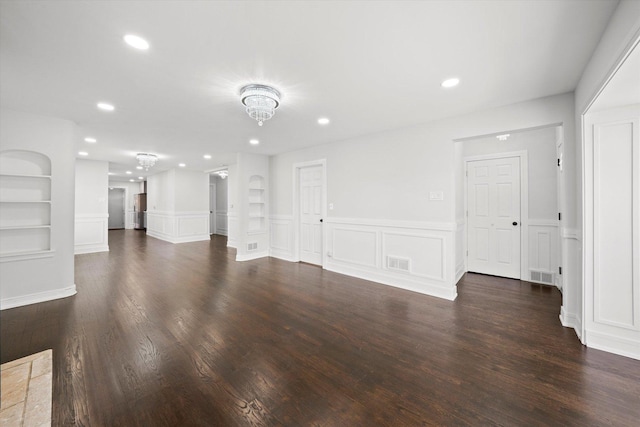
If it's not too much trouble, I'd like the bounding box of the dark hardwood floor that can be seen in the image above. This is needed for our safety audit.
[2,230,639,426]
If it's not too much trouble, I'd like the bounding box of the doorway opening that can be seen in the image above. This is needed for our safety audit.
[209,170,228,236]
[293,159,326,266]
[459,125,562,286]
[108,188,125,230]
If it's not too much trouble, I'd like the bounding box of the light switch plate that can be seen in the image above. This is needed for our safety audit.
[429,191,444,201]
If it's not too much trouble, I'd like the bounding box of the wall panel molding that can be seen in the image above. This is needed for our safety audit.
[74,214,109,254]
[146,211,210,244]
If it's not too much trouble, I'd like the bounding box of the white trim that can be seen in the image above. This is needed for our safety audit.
[292,159,327,265]
[236,250,269,262]
[0,249,55,263]
[560,307,583,340]
[464,150,529,280]
[325,217,456,231]
[529,219,559,228]
[585,330,640,361]
[75,214,109,254]
[1,284,76,310]
[146,211,210,244]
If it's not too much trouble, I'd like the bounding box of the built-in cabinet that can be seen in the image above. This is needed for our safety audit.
[0,150,52,258]
[248,175,265,233]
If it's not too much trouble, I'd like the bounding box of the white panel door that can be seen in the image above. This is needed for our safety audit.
[467,157,521,279]
[299,165,323,265]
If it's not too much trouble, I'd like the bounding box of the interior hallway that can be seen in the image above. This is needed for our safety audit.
[1,230,639,425]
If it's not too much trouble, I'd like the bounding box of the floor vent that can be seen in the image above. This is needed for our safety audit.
[247,242,258,252]
[387,256,410,272]
[530,270,554,285]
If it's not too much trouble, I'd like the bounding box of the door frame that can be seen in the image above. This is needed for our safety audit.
[209,183,216,235]
[464,150,529,280]
[108,185,130,229]
[292,159,327,265]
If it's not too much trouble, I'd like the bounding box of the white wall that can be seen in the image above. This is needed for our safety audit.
[226,163,238,248]
[269,92,575,301]
[146,168,209,244]
[108,180,144,229]
[0,109,76,309]
[74,159,109,254]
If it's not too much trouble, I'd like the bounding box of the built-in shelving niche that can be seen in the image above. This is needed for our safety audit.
[248,175,265,234]
[0,150,53,259]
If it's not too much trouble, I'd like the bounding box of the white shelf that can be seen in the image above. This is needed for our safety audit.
[0,200,51,204]
[0,173,51,179]
[0,225,51,230]
[0,249,55,263]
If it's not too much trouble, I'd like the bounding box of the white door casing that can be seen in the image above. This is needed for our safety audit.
[209,183,216,235]
[467,156,522,279]
[299,165,323,265]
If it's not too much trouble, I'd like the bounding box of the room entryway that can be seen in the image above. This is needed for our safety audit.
[108,188,125,229]
[466,156,522,279]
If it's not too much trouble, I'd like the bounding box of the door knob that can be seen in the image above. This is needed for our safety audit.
[512,221,518,226]
[320,219,323,223]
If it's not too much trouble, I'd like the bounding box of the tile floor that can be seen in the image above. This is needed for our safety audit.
[0,350,52,427]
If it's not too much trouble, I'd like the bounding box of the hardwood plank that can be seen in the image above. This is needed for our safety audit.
[1,230,639,425]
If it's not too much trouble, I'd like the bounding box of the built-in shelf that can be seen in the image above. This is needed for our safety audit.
[0,173,51,179]
[0,150,53,257]
[248,175,266,233]
[0,225,51,230]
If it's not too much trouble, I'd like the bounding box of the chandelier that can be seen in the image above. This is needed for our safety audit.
[240,84,281,126]
[136,153,158,170]
[216,170,228,179]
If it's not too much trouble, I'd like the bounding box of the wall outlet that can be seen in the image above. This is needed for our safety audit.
[429,191,444,201]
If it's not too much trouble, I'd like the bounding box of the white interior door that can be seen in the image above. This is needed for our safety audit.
[299,165,323,265]
[467,157,521,279]
[209,184,216,235]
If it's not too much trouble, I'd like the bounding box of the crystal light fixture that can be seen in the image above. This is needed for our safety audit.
[216,170,228,179]
[240,84,281,126]
[136,153,158,170]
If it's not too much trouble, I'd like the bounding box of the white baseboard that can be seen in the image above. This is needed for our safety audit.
[236,251,269,262]
[325,263,457,301]
[146,230,210,244]
[585,330,640,361]
[75,244,109,255]
[1,285,77,310]
[269,248,295,262]
[559,307,583,341]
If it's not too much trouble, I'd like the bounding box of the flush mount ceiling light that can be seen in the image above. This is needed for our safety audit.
[216,170,229,179]
[124,34,150,50]
[441,78,460,88]
[136,153,158,171]
[97,102,115,111]
[496,134,511,141]
[240,84,281,126]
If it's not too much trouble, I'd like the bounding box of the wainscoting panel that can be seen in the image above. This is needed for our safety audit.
[269,215,294,261]
[215,210,228,235]
[528,219,559,285]
[455,220,465,284]
[146,211,210,244]
[227,213,238,248]
[74,214,109,254]
[324,218,457,301]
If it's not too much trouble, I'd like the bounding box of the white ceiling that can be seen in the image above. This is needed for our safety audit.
[0,1,618,181]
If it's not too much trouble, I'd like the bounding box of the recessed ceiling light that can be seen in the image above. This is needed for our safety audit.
[136,166,143,170]
[249,139,259,145]
[108,172,114,175]
[129,179,135,182]
[84,137,97,143]
[123,34,150,50]
[126,171,132,174]
[496,134,511,141]
[179,163,186,167]
[203,154,212,159]
[78,151,88,156]
[97,102,115,111]
[317,117,330,125]
[138,176,143,180]
[441,78,460,88]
